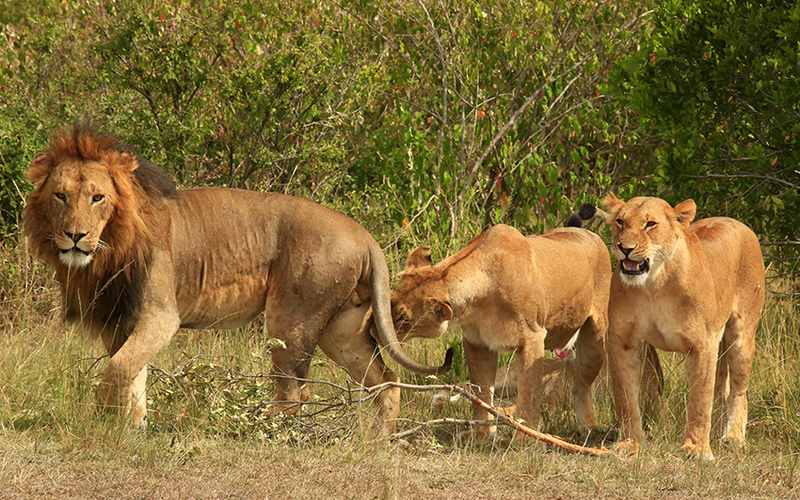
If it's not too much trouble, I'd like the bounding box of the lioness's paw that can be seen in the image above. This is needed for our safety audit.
[496,405,516,418]
[721,431,746,449]
[459,426,496,445]
[680,441,714,461]
[611,438,640,459]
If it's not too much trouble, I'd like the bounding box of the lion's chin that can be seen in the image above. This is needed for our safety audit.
[59,248,94,268]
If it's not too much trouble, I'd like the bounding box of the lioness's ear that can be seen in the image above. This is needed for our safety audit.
[406,246,433,271]
[426,297,453,322]
[601,193,625,223]
[673,199,696,228]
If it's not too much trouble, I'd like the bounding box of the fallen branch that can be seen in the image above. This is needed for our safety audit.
[146,358,610,455]
[369,381,610,457]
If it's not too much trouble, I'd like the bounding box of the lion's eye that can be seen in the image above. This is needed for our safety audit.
[616,219,624,228]
[396,313,409,324]
[645,221,657,228]
[54,192,66,202]
[92,194,105,203]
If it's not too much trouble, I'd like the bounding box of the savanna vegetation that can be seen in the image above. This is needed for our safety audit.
[0,0,798,498]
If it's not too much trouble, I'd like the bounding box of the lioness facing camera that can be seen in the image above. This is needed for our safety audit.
[586,194,765,460]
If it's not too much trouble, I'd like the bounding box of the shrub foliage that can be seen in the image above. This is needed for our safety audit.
[0,0,796,272]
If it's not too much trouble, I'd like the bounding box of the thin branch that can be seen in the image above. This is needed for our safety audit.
[455,8,654,211]
[680,172,800,191]
[761,241,800,246]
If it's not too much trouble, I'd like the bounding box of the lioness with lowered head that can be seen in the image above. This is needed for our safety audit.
[583,194,765,460]
[23,124,450,432]
[391,223,611,441]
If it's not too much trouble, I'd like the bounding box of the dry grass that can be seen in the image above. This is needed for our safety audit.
[1,238,799,499]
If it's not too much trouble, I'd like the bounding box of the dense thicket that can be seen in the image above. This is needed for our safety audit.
[608,0,800,276]
[0,0,797,274]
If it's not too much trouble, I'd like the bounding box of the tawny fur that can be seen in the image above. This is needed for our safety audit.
[391,224,611,441]
[599,194,765,460]
[23,124,446,433]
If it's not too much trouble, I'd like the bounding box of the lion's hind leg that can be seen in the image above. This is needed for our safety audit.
[267,336,316,417]
[318,295,400,436]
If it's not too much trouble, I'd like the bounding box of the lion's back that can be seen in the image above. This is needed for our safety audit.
[171,187,372,255]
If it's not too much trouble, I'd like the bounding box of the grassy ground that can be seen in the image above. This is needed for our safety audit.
[1,240,798,499]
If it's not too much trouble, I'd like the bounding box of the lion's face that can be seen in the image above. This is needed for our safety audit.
[604,195,696,287]
[39,159,119,268]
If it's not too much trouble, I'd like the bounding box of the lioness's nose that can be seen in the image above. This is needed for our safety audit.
[64,231,86,243]
[618,244,634,257]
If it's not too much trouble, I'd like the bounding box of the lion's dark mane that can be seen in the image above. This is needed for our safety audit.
[24,123,178,346]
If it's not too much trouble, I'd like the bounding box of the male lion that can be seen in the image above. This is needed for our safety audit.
[23,124,450,431]
[585,194,765,460]
[390,223,611,441]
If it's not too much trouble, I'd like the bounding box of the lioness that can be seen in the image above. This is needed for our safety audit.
[586,194,765,460]
[23,124,450,431]
[391,224,611,441]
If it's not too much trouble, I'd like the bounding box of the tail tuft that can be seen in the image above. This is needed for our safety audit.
[566,212,584,228]
[578,203,597,220]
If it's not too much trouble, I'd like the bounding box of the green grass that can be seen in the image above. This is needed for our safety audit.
[1,237,799,499]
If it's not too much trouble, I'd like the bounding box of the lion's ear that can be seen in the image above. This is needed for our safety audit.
[27,153,52,185]
[117,151,140,173]
[673,199,696,228]
[405,246,433,271]
[426,297,453,322]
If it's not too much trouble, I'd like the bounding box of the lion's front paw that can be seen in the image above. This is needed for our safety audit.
[611,438,640,459]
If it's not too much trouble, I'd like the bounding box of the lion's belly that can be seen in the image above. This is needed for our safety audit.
[177,280,268,330]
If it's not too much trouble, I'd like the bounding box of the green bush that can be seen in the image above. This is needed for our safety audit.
[608,0,800,273]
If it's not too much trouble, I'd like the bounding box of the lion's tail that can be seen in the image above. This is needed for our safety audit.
[367,241,453,376]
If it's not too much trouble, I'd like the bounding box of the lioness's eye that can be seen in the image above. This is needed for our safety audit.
[92,194,105,203]
[645,221,657,228]
[616,219,624,227]
[54,192,66,201]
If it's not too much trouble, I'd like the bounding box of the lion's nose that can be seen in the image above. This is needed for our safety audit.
[64,231,87,243]
[618,244,634,257]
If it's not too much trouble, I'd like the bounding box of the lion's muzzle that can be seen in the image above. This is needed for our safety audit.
[57,232,96,268]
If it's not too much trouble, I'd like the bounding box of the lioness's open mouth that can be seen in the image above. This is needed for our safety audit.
[621,258,649,275]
